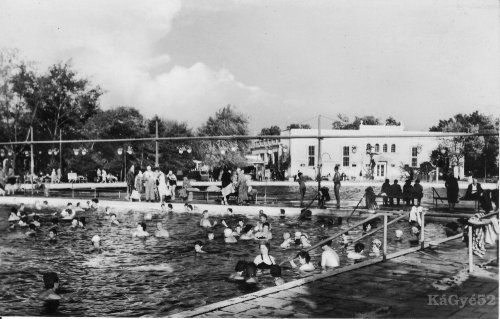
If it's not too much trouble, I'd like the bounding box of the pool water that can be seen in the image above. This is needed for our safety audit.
[0,204,449,316]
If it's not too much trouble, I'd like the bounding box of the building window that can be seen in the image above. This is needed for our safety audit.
[375,144,380,153]
[343,146,350,167]
[391,144,396,153]
[383,144,388,153]
[308,146,315,166]
[411,147,418,167]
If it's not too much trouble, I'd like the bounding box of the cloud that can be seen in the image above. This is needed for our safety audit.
[0,0,277,131]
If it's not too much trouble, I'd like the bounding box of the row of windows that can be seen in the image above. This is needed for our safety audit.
[367,143,396,153]
[306,145,419,167]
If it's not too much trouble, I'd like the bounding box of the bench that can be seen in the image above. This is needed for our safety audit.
[432,187,479,210]
[376,194,422,206]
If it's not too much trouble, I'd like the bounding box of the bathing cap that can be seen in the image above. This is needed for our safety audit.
[91,235,101,243]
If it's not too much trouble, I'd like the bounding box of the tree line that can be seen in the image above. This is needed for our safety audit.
[1,50,498,180]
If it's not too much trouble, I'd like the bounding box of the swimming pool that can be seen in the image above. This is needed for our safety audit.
[0,204,449,316]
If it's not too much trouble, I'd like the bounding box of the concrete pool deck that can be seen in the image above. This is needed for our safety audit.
[172,237,498,318]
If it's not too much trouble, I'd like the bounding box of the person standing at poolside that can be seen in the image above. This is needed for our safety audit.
[236,168,248,205]
[126,165,135,201]
[96,168,101,183]
[167,170,178,200]
[445,173,459,210]
[143,166,156,202]
[135,169,143,194]
[333,165,341,209]
[298,172,306,207]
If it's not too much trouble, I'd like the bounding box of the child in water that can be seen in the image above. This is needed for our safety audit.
[48,228,58,242]
[369,239,382,257]
[194,240,206,254]
[224,228,238,243]
[207,231,215,241]
[132,222,150,237]
[155,222,170,238]
[280,232,293,249]
[200,210,217,228]
[290,251,315,272]
[89,235,102,253]
[299,234,311,248]
[110,213,120,226]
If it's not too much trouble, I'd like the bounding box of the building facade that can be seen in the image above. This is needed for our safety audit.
[252,124,464,181]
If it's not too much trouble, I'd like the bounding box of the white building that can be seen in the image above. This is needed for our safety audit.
[254,123,463,181]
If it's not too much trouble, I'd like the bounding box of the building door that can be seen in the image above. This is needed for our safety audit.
[376,162,387,179]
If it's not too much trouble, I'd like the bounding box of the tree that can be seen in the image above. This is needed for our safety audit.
[259,125,281,136]
[429,111,499,178]
[286,123,311,130]
[385,116,401,126]
[331,114,382,130]
[0,49,32,173]
[77,107,148,180]
[147,116,195,173]
[197,105,250,168]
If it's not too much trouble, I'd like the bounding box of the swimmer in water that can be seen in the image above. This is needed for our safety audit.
[18,216,29,227]
[194,240,206,254]
[42,201,49,209]
[369,239,382,257]
[224,228,237,243]
[299,234,311,248]
[239,224,255,240]
[185,204,194,213]
[395,229,403,241]
[25,223,37,237]
[254,222,273,240]
[89,235,102,253]
[132,222,150,237]
[104,206,111,218]
[347,243,366,263]
[39,272,61,301]
[290,251,315,272]
[154,222,170,238]
[232,224,242,237]
[245,262,258,284]
[144,211,153,221]
[200,210,217,228]
[229,260,247,281]
[293,231,302,245]
[110,213,120,226]
[91,198,99,209]
[320,240,340,270]
[207,231,215,241]
[253,242,276,271]
[270,265,285,286]
[280,232,293,249]
[18,203,26,213]
[32,215,41,228]
[48,228,58,242]
[8,208,20,222]
[167,203,173,212]
[70,218,80,229]
[254,213,271,232]
[35,200,42,211]
[221,208,234,228]
[60,208,75,220]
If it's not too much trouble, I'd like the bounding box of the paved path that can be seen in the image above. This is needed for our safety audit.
[173,238,498,318]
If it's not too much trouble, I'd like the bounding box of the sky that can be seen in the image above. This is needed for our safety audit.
[0,0,498,134]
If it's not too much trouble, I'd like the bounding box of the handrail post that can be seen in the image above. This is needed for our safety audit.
[468,225,474,273]
[383,214,388,260]
[420,211,425,249]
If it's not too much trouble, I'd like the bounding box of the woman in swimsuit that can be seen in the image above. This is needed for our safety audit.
[253,242,276,270]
